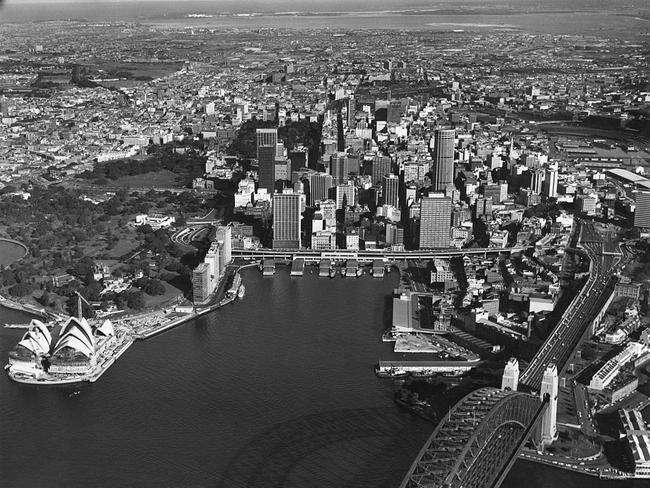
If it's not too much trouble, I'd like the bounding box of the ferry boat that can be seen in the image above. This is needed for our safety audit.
[329,268,336,278]
[237,284,245,299]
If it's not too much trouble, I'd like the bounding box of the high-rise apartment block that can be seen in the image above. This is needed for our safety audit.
[192,263,211,304]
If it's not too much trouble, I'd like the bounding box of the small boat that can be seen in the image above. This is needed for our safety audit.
[329,268,336,278]
[356,268,363,277]
[237,284,245,299]
[69,390,81,397]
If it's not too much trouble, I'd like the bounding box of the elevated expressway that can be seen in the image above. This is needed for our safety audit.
[519,228,629,391]
[400,388,549,488]
[231,246,531,263]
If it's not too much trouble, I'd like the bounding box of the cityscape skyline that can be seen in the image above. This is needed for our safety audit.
[1,2,649,487]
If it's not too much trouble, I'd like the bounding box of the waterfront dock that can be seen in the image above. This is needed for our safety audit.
[262,258,276,276]
[291,258,305,276]
[372,259,385,278]
[319,258,331,277]
[345,259,360,277]
[376,360,480,377]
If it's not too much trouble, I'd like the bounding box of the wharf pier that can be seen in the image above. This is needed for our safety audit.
[345,259,360,277]
[376,360,480,377]
[262,258,276,276]
[372,259,385,278]
[319,258,331,277]
[291,258,305,276]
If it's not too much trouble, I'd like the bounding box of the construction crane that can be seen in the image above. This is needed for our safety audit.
[74,291,92,322]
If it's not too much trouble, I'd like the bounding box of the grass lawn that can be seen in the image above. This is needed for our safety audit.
[104,232,141,259]
[143,280,183,309]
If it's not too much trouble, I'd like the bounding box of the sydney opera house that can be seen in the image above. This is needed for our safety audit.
[7,316,115,379]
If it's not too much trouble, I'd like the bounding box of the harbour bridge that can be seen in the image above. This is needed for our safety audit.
[400,388,549,488]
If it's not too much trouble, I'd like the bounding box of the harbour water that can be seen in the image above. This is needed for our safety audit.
[0,267,641,487]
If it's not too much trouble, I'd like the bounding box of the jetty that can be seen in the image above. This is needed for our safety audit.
[319,258,331,277]
[345,259,360,278]
[372,259,385,278]
[290,258,305,276]
[262,258,276,276]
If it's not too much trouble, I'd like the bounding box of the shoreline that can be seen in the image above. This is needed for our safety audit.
[3,266,249,385]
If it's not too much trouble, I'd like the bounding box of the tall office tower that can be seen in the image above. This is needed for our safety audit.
[386,222,404,246]
[544,169,558,197]
[634,190,650,228]
[347,95,355,128]
[539,363,559,446]
[419,193,452,249]
[431,129,455,191]
[256,128,277,154]
[272,192,302,249]
[192,263,211,304]
[215,225,232,269]
[531,169,545,194]
[330,152,348,184]
[372,155,392,184]
[501,358,520,391]
[257,128,278,192]
[308,173,333,205]
[336,183,358,210]
[382,174,400,208]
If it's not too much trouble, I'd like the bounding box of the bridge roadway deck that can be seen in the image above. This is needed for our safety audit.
[519,239,623,391]
[232,246,529,262]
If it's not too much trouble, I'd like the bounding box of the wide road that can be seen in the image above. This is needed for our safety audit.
[520,223,630,392]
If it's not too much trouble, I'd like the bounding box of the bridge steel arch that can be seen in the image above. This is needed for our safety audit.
[400,387,548,488]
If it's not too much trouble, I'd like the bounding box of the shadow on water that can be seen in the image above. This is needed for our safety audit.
[218,407,425,488]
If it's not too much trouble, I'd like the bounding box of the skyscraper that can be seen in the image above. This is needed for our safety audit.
[192,263,211,304]
[531,169,545,194]
[257,128,277,192]
[256,128,277,155]
[539,363,558,446]
[330,152,348,184]
[432,129,455,191]
[501,358,519,391]
[382,174,400,208]
[336,183,358,210]
[544,168,558,197]
[419,193,452,248]
[372,155,392,184]
[634,190,650,228]
[272,192,301,249]
[308,173,333,206]
[215,225,232,272]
